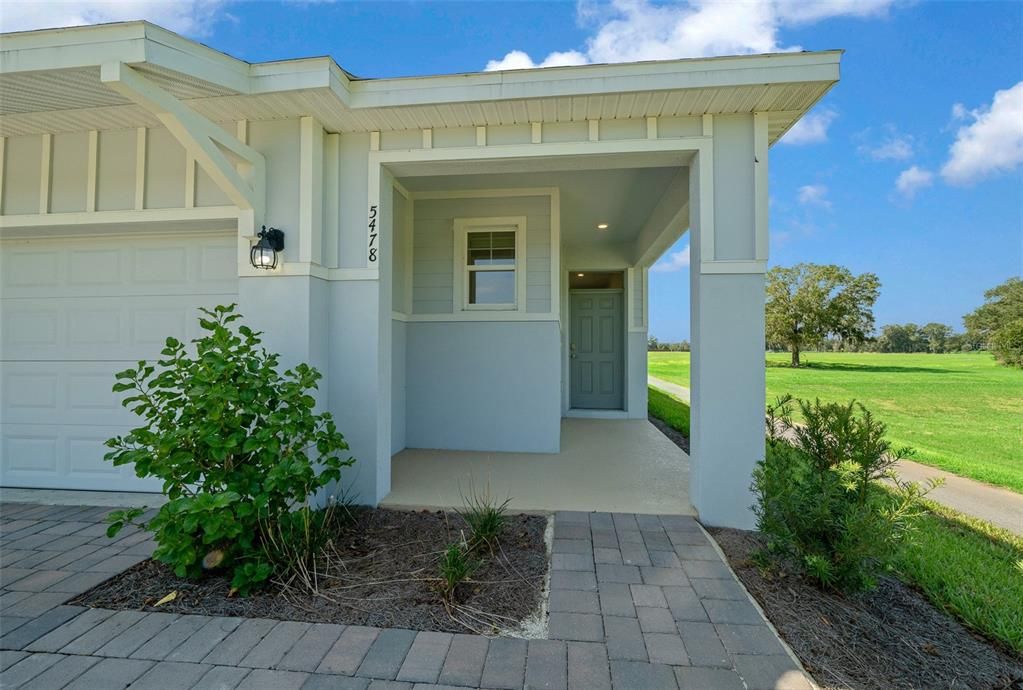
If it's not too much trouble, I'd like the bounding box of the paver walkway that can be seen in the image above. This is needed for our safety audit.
[0,501,813,689]
[646,377,1023,536]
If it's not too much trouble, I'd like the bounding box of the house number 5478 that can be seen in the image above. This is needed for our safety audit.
[367,205,378,263]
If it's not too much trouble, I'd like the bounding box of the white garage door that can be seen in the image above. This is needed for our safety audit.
[1,232,238,491]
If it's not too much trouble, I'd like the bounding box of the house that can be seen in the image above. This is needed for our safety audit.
[0,22,840,528]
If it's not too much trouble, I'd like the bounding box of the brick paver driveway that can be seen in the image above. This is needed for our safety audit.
[0,501,813,689]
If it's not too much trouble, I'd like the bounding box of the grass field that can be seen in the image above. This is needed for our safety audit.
[648,351,1023,493]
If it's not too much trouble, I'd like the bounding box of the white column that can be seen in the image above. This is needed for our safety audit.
[689,114,767,529]
[327,137,394,504]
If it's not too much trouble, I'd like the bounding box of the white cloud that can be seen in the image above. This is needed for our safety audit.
[894,166,933,200]
[861,131,914,161]
[780,107,837,145]
[486,0,897,71]
[651,246,690,273]
[773,0,895,24]
[0,0,227,36]
[941,81,1023,186]
[485,50,588,72]
[797,184,831,208]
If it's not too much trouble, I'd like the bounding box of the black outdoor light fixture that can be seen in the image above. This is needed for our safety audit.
[250,226,284,270]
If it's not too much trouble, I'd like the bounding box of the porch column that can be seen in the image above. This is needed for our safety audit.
[689,114,768,529]
[327,136,393,505]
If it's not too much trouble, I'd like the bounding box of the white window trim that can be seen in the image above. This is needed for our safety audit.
[452,216,527,313]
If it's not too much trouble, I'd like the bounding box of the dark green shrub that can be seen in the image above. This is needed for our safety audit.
[104,304,353,595]
[753,397,938,592]
[458,483,510,550]
[990,318,1023,368]
[438,541,479,603]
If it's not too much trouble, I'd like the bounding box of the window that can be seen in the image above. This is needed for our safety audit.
[466,230,516,306]
[454,217,526,312]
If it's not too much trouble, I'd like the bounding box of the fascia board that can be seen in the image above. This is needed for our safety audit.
[347,52,841,109]
[142,25,251,94]
[0,36,147,74]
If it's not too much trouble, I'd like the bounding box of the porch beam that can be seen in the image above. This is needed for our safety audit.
[632,167,689,267]
[99,61,265,235]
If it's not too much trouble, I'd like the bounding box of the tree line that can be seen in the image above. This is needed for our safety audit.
[763,265,1022,368]
[826,323,983,354]
[648,266,1023,370]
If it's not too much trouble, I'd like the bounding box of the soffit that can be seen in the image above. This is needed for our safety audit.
[0,80,828,144]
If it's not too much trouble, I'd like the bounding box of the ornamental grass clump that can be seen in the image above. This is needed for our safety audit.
[438,539,480,604]
[458,482,510,551]
[753,395,940,593]
[104,304,353,595]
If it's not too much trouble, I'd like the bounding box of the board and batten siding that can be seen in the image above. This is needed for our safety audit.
[0,121,301,229]
[411,195,552,315]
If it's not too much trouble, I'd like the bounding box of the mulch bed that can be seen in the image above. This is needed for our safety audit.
[74,508,549,635]
[709,527,1023,690]
[647,420,1022,688]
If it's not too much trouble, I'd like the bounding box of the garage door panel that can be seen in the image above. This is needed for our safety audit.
[2,295,233,360]
[1,424,161,491]
[2,362,135,426]
[1,231,237,492]
[1,233,237,298]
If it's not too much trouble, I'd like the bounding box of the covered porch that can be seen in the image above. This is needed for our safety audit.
[385,418,692,514]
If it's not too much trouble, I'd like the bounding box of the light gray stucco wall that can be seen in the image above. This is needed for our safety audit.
[412,195,551,314]
[405,321,561,453]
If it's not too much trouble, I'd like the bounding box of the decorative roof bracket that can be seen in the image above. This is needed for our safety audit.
[100,61,265,236]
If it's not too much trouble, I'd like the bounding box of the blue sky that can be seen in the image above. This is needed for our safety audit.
[6,1,1019,341]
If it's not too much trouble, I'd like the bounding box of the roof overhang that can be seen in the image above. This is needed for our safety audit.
[0,21,841,143]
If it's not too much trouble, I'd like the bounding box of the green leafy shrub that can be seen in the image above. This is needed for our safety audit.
[990,318,1023,368]
[458,482,510,550]
[753,396,938,592]
[438,540,479,603]
[104,304,353,595]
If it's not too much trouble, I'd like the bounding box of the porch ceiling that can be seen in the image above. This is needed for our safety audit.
[400,167,684,248]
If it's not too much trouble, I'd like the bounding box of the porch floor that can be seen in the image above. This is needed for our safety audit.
[385,418,693,514]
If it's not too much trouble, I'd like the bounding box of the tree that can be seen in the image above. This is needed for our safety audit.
[964,277,1023,346]
[877,323,923,353]
[990,319,1023,368]
[766,263,881,366]
[920,322,953,354]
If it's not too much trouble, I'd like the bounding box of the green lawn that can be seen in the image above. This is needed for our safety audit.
[648,351,1023,493]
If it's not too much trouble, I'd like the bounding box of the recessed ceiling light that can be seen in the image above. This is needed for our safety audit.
[596,223,609,230]
[577,273,585,277]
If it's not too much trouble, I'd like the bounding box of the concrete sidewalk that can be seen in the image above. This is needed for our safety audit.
[646,378,1022,536]
[648,376,690,404]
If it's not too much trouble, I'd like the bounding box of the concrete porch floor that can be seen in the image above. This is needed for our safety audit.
[385,418,693,515]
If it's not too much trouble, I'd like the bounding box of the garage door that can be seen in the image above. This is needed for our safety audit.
[1,232,238,491]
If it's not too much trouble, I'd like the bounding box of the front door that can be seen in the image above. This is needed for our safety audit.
[570,291,624,409]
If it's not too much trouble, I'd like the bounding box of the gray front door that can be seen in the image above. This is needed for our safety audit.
[570,291,624,409]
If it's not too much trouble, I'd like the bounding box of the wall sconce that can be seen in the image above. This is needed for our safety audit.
[250,226,284,270]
